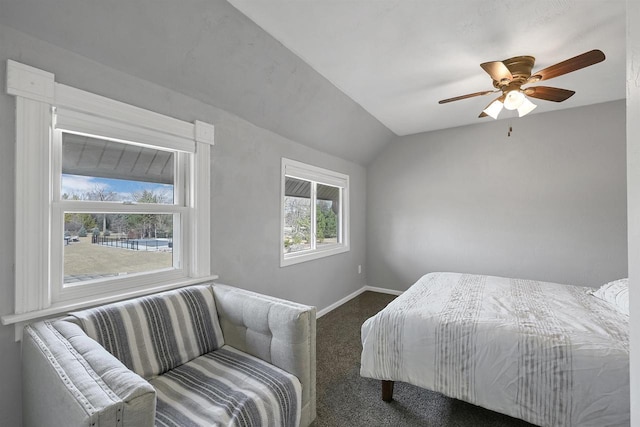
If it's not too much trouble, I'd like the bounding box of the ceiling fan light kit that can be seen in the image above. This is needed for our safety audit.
[503,90,526,110]
[483,99,504,119]
[439,49,605,120]
[517,97,537,117]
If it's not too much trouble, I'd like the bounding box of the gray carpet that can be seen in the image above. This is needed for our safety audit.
[312,291,535,427]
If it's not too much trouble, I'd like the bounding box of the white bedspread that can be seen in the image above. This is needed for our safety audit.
[360,272,629,427]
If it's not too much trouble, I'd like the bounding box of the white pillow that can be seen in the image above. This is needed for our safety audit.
[589,278,629,316]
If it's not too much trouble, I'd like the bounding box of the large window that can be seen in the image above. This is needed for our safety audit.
[52,129,192,302]
[281,158,349,266]
[3,60,215,327]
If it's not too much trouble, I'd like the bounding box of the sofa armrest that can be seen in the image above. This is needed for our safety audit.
[23,319,156,427]
[212,284,317,427]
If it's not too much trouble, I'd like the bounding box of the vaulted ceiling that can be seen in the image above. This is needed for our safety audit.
[228,0,626,136]
[0,0,627,165]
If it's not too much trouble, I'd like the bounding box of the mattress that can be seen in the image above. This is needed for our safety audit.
[360,272,629,426]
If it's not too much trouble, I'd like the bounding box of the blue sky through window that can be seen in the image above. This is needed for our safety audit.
[62,174,174,204]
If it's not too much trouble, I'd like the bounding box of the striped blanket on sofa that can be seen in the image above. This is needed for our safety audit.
[71,284,301,427]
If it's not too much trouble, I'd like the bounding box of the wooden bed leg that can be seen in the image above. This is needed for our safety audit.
[381,380,394,402]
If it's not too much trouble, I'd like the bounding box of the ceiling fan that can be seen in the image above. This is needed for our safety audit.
[438,49,605,119]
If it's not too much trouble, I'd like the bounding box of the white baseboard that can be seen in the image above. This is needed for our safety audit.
[362,285,403,296]
[316,287,366,318]
[316,285,403,318]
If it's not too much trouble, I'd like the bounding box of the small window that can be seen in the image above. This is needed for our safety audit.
[281,158,349,266]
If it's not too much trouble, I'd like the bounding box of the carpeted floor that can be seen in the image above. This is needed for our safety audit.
[312,291,535,427]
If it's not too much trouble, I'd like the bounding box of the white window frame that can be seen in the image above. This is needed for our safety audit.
[2,60,216,332]
[281,158,350,267]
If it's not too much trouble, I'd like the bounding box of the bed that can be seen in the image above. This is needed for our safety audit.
[360,272,629,427]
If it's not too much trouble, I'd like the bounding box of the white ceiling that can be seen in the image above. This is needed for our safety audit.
[228,0,626,136]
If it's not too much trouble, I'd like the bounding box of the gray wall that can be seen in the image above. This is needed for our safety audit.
[367,100,628,290]
[0,24,366,426]
[209,104,367,305]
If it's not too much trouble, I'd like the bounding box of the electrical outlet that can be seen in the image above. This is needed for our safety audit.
[358,265,362,274]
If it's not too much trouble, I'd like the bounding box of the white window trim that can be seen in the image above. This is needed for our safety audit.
[2,60,216,334]
[280,158,350,267]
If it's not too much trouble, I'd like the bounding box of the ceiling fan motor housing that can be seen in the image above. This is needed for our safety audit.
[493,55,536,89]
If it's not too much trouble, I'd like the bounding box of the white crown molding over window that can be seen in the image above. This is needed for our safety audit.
[6,59,55,103]
[195,120,216,145]
[2,60,216,337]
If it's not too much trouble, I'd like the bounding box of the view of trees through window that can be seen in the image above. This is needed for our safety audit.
[62,177,175,283]
[316,201,338,243]
[284,195,312,252]
[283,178,340,254]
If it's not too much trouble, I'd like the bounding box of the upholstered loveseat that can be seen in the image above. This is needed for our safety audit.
[22,282,316,427]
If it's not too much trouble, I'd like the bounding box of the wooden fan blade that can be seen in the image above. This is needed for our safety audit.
[480,61,513,83]
[527,49,605,83]
[524,86,575,102]
[438,90,498,104]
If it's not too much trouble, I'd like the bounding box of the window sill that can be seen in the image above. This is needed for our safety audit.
[1,274,219,327]
[281,245,349,267]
